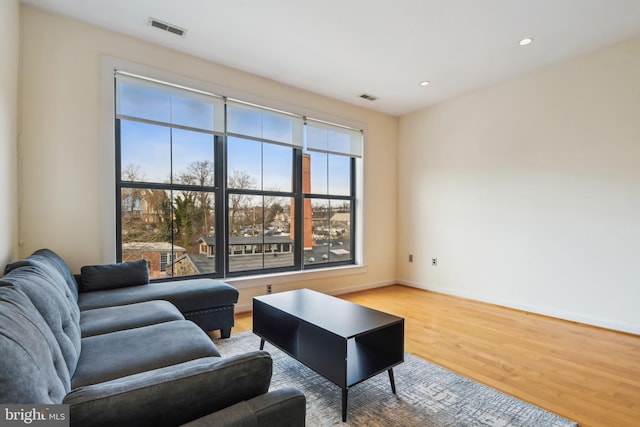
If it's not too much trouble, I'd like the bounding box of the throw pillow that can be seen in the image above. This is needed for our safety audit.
[80,259,149,292]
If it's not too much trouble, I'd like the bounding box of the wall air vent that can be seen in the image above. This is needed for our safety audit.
[359,93,378,101]
[149,18,186,37]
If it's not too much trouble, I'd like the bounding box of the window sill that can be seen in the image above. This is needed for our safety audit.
[225,264,367,290]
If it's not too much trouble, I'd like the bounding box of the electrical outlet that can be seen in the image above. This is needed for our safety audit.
[408,254,413,263]
[266,284,272,294]
[432,257,438,266]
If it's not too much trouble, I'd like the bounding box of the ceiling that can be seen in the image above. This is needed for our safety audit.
[20,0,640,116]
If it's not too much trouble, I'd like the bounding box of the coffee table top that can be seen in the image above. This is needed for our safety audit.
[253,288,403,338]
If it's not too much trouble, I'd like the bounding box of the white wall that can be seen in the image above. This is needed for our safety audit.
[398,37,640,334]
[19,6,398,304]
[21,5,638,333]
[0,0,20,271]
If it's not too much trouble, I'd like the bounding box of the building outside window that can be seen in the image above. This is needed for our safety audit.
[115,71,362,279]
[160,252,173,272]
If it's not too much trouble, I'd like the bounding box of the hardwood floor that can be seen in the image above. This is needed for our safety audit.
[232,285,640,427]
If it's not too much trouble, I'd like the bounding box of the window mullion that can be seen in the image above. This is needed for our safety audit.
[293,149,303,268]
[216,134,226,275]
[115,117,123,263]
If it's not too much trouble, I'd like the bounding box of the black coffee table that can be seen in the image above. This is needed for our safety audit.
[253,289,404,421]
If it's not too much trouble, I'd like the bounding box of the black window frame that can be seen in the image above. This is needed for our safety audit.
[301,155,356,270]
[114,73,359,280]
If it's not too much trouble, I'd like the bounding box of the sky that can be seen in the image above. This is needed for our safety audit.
[118,80,352,195]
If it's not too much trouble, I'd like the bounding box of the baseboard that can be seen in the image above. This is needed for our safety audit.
[234,280,396,314]
[325,280,396,297]
[398,280,640,336]
[235,303,253,313]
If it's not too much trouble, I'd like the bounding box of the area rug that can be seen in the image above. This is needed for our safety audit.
[214,332,577,427]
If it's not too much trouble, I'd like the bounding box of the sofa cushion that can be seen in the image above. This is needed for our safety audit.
[1,264,81,378]
[71,320,221,388]
[0,285,70,403]
[182,387,306,427]
[65,353,273,427]
[80,259,149,292]
[5,248,79,302]
[80,300,184,337]
[78,278,239,313]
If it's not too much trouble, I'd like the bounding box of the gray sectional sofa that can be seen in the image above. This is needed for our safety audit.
[0,249,306,427]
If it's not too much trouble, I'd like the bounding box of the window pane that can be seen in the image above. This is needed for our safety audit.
[263,114,293,144]
[172,189,216,251]
[228,105,262,138]
[171,95,214,131]
[304,199,352,266]
[120,187,216,277]
[228,102,303,146]
[263,143,292,191]
[305,199,328,264]
[229,194,257,238]
[228,195,262,272]
[328,154,351,196]
[120,187,173,279]
[118,82,171,122]
[306,125,327,152]
[304,151,352,196]
[327,129,354,156]
[172,129,215,186]
[329,199,352,254]
[228,195,294,272]
[171,189,216,276]
[306,119,363,157]
[264,196,294,269]
[120,120,170,183]
[307,151,327,194]
[227,137,260,189]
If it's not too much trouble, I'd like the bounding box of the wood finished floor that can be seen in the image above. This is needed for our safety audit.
[231,285,640,427]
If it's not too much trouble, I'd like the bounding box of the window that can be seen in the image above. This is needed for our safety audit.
[303,119,359,267]
[115,71,362,279]
[225,100,303,275]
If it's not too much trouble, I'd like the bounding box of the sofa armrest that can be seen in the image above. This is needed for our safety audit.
[180,387,306,427]
[65,352,272,427]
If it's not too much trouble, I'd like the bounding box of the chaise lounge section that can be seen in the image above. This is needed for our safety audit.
[63,250,238,337]
[76,270,239,337]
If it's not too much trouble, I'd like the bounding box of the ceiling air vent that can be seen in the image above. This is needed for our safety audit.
[359,93,378,101]
[149,18,186,37]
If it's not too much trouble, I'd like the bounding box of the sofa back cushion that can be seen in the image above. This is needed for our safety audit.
[1,264,81,378]
[4,248,79,301]
[0,285,70,403]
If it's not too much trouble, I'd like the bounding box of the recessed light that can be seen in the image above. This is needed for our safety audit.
[519,37,533,46]
[419,81,431,87]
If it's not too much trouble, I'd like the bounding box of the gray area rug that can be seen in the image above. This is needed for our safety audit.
[215,332,578,427]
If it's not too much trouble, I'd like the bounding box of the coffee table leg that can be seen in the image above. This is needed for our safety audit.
[342,388,348,422]
[388,368,396,393]
[259,338,265,350]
